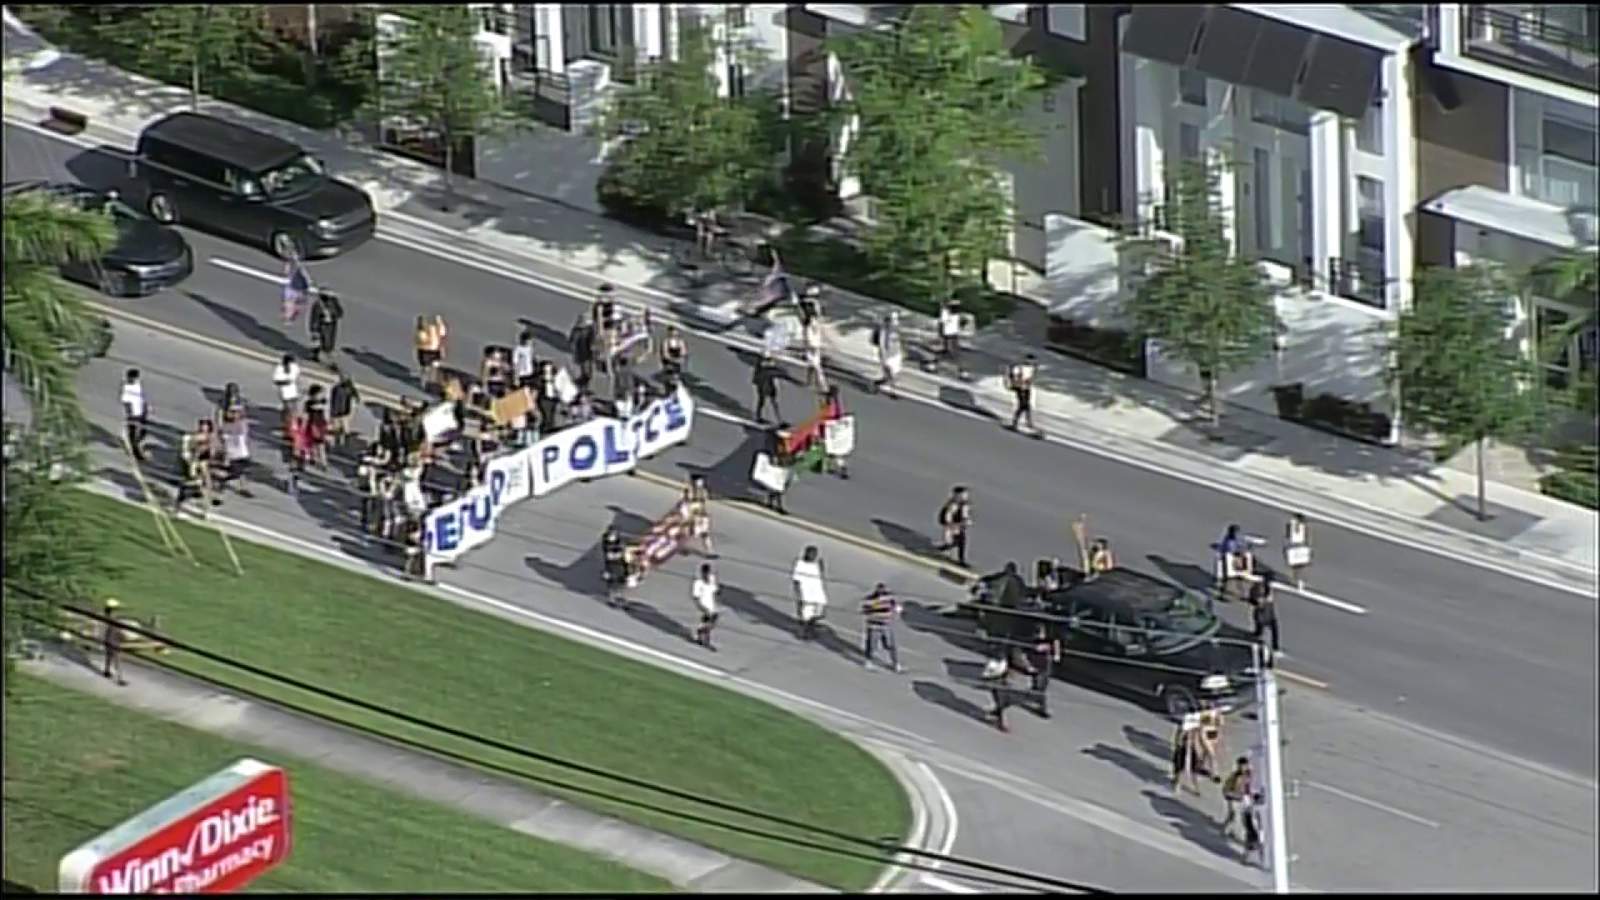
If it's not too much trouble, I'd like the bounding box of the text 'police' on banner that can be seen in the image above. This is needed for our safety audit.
[532,385,694,497]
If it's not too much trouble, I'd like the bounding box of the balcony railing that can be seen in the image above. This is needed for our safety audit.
[1328,255,1388,308]
[1465,5,1600,92]
[508,68,572,131]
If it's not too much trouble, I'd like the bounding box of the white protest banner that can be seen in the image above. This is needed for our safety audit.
[482,446,533,512]
[423,485,497,563]
[422,402,459,441]
[531,385,695,497]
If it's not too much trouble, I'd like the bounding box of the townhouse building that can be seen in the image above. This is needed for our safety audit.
[445,4,1594,432]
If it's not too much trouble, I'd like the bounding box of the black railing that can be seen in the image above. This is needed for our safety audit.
[510,68,573,131]
[1328,255,1388,308]
[1465,6,1599,91]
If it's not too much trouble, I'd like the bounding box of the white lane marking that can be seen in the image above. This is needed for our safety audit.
[919,874,980,894]
[1234,571,1367,616]
[1297,778,1442,829]
[867,763,928,894]
[11,112,1591,597]
[209,256,282,284]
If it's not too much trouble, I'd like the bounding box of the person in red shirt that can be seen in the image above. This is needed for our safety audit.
[286,414,314,496]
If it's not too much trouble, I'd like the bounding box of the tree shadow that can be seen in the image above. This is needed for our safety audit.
[185,291,305,359]
[679,372,753,421]
[674,430,767,502]
[514,316,572,356]
[911,678,991,726]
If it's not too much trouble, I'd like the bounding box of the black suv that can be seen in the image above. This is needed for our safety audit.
[129,112,375,260]
[1031,569,1260,717]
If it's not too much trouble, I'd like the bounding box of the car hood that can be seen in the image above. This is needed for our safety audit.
[277,178,372,222]
[1159,625,1260,681]
[105,219,189,266]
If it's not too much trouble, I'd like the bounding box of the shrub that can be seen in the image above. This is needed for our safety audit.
[1046,318,1143,376]
[1541,444,1600,510]
[771,231,1016,327]
[1288,391,1393,444]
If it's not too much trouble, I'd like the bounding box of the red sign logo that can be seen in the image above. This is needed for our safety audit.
[59,761,292,894]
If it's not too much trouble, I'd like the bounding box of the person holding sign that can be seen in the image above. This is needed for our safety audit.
[1088,538,1116,578]
[1284,512,1312,588]
[820,386,851,480]
[684,475,716,557]
[1007,353,1039,434]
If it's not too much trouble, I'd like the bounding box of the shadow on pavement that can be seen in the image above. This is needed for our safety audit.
[937,385,1000,422]
[622,599,696,645]
[871,517,937,557]
[514,316,572,356]
[718,582,800,639]
[64,144,132,193]
[185,291,305,359]
[912,678,990,726]
[1142,788,1244,864]
[344,346,420,392]
[1083,743,1169,785]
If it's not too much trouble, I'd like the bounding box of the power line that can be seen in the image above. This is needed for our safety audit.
[23,596,1110,895]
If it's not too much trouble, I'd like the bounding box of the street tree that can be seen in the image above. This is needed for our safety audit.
[1528,250,1599,415]
[596,15,783,222]
[1118,160,1278,424]
[118,4,265,110]
[1,190,117,685]
[1390,263,1544,520]
[2,187,116,439]
[374,5,513,204]
[828,5,1047,309]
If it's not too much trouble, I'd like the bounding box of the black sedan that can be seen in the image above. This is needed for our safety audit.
[1027,569,1261,718]
[3,181,193,297]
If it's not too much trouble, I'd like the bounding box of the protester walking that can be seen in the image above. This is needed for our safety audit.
[100,598,127,686]
[1007,353,1039,433]
[860,583,902,672]
[305,384,331,469]
[602,527,630,609]
[1220,756,1254,839]
[414,314,447,391]
[1250,570,1282,667]
[1284,512,1312,588]
[753,353,782,423]
[660,324,688,388]
[281,255,310,324]
[308,288,344,364]
[872,311,905,398]
[1024,621,1061,718]
[119,368,149,462]
[937,300,966,376]
[285,414,313,497]
[761,423,791,514]
[685,475,716,557]
[791,545,829,640]
[535,361,562,436]
[985,655,1022,733]
[691,563,720,651]
[271,354,302,433]
[1241,793,1265,866]
[937,486,974,568]
[176,419,219,513]
[329,370,361,449]
[1170,712,1204,794]
[218,404,253,497]
[800,316,828,392]
[513,328,538,389]
[569,312,597,387]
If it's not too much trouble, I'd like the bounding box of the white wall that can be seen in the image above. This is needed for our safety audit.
[1044,213,1121,324]
[1006,77,1084,269]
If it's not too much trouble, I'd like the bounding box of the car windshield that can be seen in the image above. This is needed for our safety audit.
[97,194,145,222]
[259,154,325,198]
[1135,588,1219,652]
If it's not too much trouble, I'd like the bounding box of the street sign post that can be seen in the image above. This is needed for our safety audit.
[59,759,292,894]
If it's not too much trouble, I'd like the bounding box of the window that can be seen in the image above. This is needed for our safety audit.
[586,4,630,56]
[727,62,746,99]
[1540,114,1599,208]
[1179,122,1201,162]
[1179,68,1207,107]
[1252,90,1310,134]
[1357,177,1385,252]
[1535,303,1574,389]
[725,4,748,29]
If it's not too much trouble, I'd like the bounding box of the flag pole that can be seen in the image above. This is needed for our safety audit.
[1255,642,1291,892]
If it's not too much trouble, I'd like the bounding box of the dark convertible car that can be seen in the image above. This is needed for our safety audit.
[3,180,194,297]
[979,568,1261,718]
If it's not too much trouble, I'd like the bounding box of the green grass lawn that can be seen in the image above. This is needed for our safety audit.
[2,675,674,893]
[61,491,910,890]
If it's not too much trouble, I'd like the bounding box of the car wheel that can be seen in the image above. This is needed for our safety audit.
[1162,685,1197,720]
[271,231,303,261]
[148,193,176,224]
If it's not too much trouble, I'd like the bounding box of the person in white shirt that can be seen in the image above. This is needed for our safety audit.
[937,301,965,375]
[119,368,149,462]
[801,318,828,392]
[691,563,720,650]
[512,329,537,389]
[873,312,904,399]
[271,354,302,431]
[791,545,829,640]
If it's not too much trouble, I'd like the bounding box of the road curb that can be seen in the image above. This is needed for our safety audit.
[859,742,955,894]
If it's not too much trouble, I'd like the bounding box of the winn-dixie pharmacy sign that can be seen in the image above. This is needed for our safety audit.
[59,759,291,894]
[424,385,694,563]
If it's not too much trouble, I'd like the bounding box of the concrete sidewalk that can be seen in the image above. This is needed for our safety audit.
[3,14,1594,581]
[22,651,830,893]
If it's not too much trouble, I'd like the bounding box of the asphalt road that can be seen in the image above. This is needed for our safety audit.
[8,122,1593,785]
[10,320,1595,891]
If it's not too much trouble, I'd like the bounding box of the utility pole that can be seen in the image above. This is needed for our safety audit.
[1255,643,1291,892]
